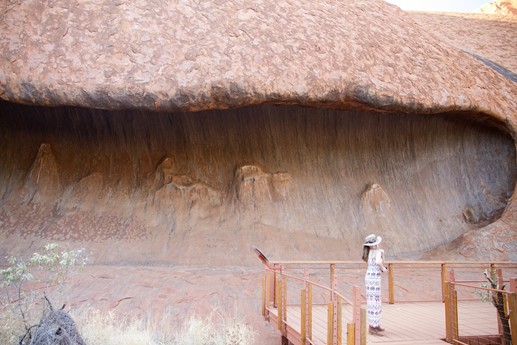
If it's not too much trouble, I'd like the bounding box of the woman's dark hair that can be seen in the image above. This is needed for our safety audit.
[362,245,370,262]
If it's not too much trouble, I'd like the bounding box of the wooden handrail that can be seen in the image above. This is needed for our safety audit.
[263,265,362,345]
[444,270,517,345]
[451,281,509,293]
[266,267,355,306]
[256,250,517,345]
[268,260,516,266]
[266,260,517,305]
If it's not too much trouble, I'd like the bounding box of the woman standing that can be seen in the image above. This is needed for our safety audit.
[362,234,388,335]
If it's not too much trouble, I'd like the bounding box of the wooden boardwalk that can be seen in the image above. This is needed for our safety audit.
[254,255,517,345]
[267,300,499,345]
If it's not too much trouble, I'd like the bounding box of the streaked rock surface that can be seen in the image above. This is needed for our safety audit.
[0,0,516,264]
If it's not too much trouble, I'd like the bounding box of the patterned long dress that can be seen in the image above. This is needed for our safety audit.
[365,249,384,327]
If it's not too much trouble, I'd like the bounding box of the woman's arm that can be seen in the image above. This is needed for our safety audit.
[376,250,387,272]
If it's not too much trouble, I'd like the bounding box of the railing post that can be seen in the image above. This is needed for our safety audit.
[445,269,456,343]
[283,274,287,333]
[509,278,517,344]
[330,263,336,301]
[337,296,342,345]
[301,288,307,345]
[308,283,313,341]
[262,272,266,317]
[273,266,278,308]
[453,288,459,341]
[269,268,275,307]
[360,308,366,345]
[388,263,394,304]
[347,323,354,345]
[276,273,282,331]
[450,270,459,342]
[497,268,504,337]
[331,267,339,345]
[301,267,312,344]
[444,287,450,342]
[276,265,286,333]
[327,301,334,345]
[508,293,517,345]
[441,263,447,302]
[353,285,361,345]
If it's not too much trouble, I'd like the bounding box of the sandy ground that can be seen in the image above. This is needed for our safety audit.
[23,263,513,345]
[4,261,517,345]
[42,265,281,344]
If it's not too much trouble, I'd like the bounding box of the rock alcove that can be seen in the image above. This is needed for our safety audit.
[0,100,515,264]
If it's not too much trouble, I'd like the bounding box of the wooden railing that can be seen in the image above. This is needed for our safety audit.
[262,264,366,345]
[265,260,517,303]
[444,267,517,345]
[254,248,517,345]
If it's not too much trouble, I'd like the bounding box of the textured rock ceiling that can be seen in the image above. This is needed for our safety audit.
[0,0,516,263]
[0,0,515,117]
[410,12,517,75]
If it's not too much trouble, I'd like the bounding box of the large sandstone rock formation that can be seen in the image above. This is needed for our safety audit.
[478,0,517,15]
[0,0,516,264]
[409,12,517,75]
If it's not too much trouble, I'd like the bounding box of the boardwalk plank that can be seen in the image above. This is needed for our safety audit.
[267,301,499,345]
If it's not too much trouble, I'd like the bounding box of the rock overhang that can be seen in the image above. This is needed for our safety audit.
[0,0,515,119]
[0,0,516,261]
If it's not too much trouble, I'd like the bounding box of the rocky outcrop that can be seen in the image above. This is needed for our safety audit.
[410,11,517,74]
[232,165,294,207]
[361,184,393,233]
[478,0,517,15]
[23,143,61,203]
[361,183,391,215]
[62,173,105,210]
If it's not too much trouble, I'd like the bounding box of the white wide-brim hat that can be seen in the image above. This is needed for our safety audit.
[364,234,382,246]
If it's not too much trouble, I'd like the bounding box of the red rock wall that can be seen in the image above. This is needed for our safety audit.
[0,101,515,264]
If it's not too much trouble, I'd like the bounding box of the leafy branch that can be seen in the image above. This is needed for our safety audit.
[0,243,87,334]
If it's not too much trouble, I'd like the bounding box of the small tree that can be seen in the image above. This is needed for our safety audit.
[0,243,87,344]
[478,269,512,345]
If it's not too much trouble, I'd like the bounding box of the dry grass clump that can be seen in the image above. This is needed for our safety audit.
[0,308,25,345]
[0,306,256,345]
[76,310,155,345]
[74,308,256,345]
[170,314,256,345]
